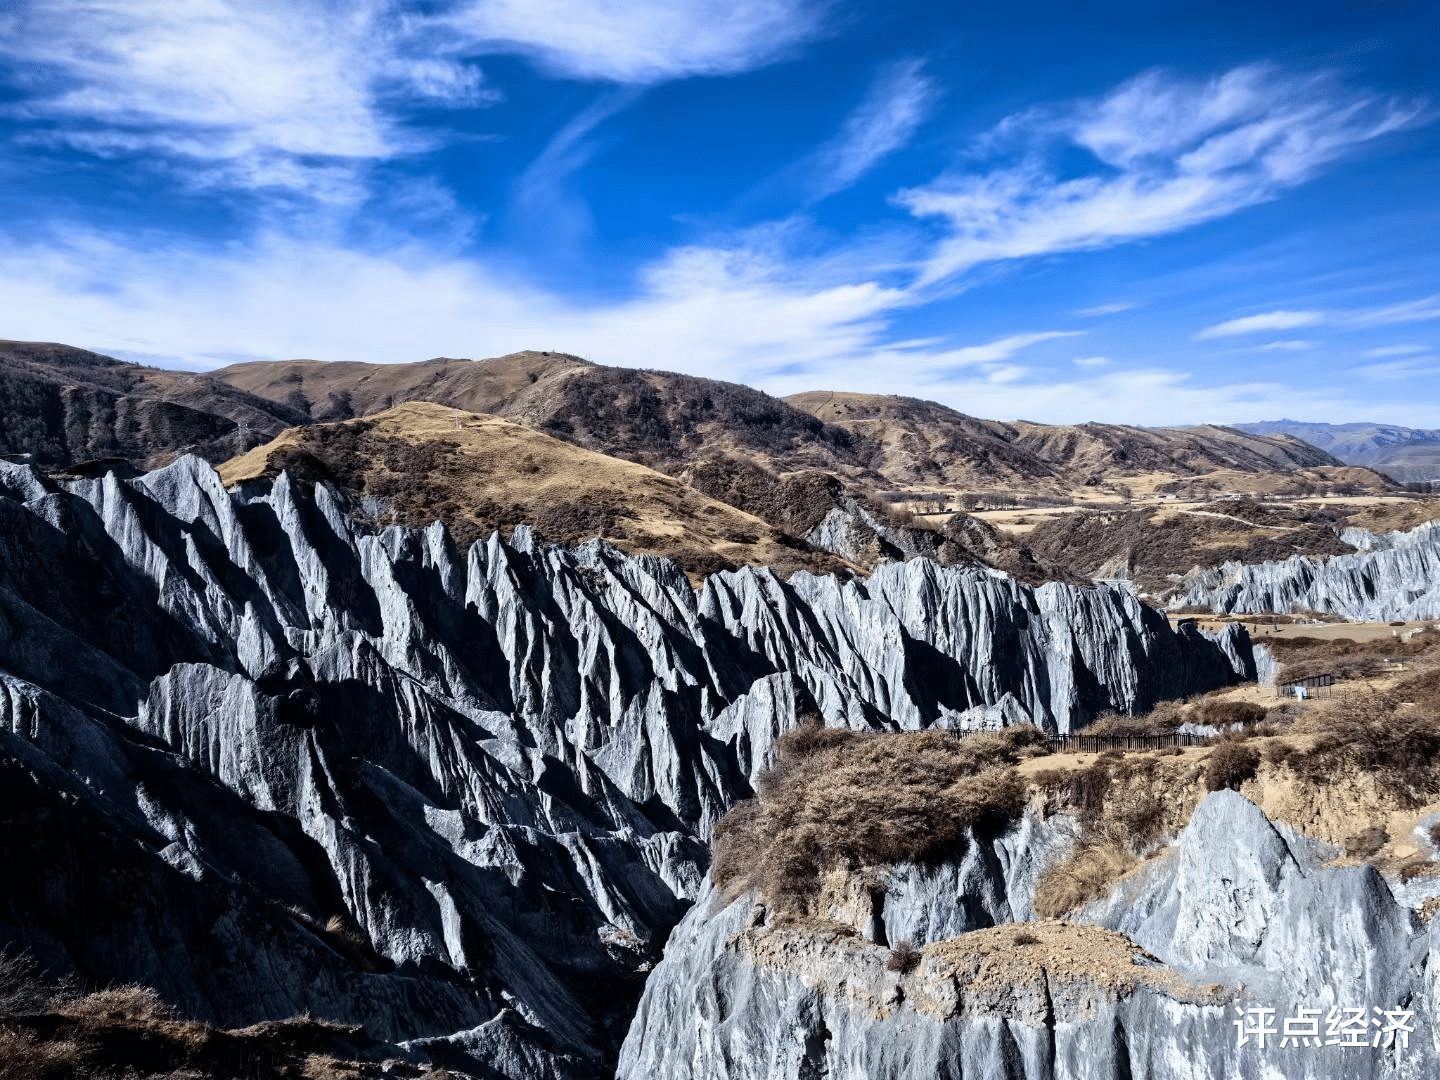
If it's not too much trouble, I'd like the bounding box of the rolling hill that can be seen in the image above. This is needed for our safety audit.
[0,339,303,468]
[784,390,1385,497]
[215,355,1392,501]
[218,401,851,581]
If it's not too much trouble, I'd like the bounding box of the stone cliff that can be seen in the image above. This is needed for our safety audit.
[620,791,1439,1080]
[1171,520,1440,620]
[0,456,1250,1077]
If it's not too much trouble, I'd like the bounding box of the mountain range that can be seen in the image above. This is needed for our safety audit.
[1236,419,1440,482]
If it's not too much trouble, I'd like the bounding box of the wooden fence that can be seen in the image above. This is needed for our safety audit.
[1044,732,1207,753]
[948,729,1208,752]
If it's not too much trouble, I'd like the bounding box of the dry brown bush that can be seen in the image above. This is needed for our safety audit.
[0,951,56,1016]
[1084,701,1184,738]
[1288,689,1440,805]
[0,1027,90,1080]
[63,985,177,1022]
[1343,825,1389,858]
[712,725,1046,912]
[1193,700,1267,727]
[1263,741,1297,767]
[1393,665,1440,702]
[1399,859,1440,884]
[885,940,922,974]
[1270,632,1440,686]
[1034,834,1138,919]
[1204,743,1260,791]
[1011,930,1040,946]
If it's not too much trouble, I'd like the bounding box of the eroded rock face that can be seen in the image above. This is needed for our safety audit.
[620,791,1440,1080]
[1171,521,1440,620]
[0,457,1249,1077]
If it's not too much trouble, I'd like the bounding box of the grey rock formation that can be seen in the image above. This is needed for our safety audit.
[620,791,1440,1080]
[1171,520,1440,620]
[0,456,1249,1077]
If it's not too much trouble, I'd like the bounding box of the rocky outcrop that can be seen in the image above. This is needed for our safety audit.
[1171,520,1440,620]
[0,456,1249,1077]
[619,790,1440,1080]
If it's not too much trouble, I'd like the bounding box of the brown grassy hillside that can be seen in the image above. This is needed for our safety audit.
[1023,501,1358,594]
[218,402,850,581]
[784,390,1391,499]
[215,354,865,478]
[0,340,303,468]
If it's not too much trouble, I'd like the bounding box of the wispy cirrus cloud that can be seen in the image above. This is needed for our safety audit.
[1197,295,1440,339]
[0,0,494,200]
[809,59,937,199]
[1349,294,1440,328]
[1258,340,1314,351]
[1075,302,1137,317]
[930,330,1083,368]
[438,0,828,84]
[0,0,829,200]
[511,90,643,250]
[1365,344,1431,358]
[894,64,1427,286]
[1197,310,1326,338]
[1354,358,1440,381]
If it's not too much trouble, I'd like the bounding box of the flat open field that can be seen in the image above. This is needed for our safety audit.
[1188,617,1440,643]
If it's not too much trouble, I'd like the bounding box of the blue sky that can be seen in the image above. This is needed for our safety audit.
[0,0,1437,425]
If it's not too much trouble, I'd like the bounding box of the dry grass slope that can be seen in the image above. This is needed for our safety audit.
[218,402,850,581]
[0,953,451,1080]
[711,725,1051,914]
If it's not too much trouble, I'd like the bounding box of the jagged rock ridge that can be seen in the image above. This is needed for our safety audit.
[0,456,1249,1077]
[1171,520,1440,620]
[620,791,1439,1080]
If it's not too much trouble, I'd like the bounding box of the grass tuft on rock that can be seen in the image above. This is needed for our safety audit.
[712,724,1049,913]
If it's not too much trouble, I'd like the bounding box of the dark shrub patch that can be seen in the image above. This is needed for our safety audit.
[713,726,1045,912]
[1343,825,1389,859]
[1204,743,1260,792]
[886,940,922,974]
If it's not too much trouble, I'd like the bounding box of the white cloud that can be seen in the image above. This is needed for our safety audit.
[895,64,1425,285]
[810,59,936,199]
[1196,310,1325,338]
[10,224,1440,425]
[1348,294,1440,327]
[0,0,498,199]
[986,365,1028,384]
[0,227,907,385]
[1364,344,1430,358]
[1258,339,1314,351]
[1196,296,1440,341]
[1354,359,1440,381]
[439,0,826,84]
[927,331,1083,368]
[1075,302,1136,317]
[1073,355,1111,367]
[511,90,641,248]
[0,0,825,199]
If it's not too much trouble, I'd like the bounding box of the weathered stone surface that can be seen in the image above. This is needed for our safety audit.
[621,791,1440,1080]
[1171,520,1440,620]
[0,456,1249,1077]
